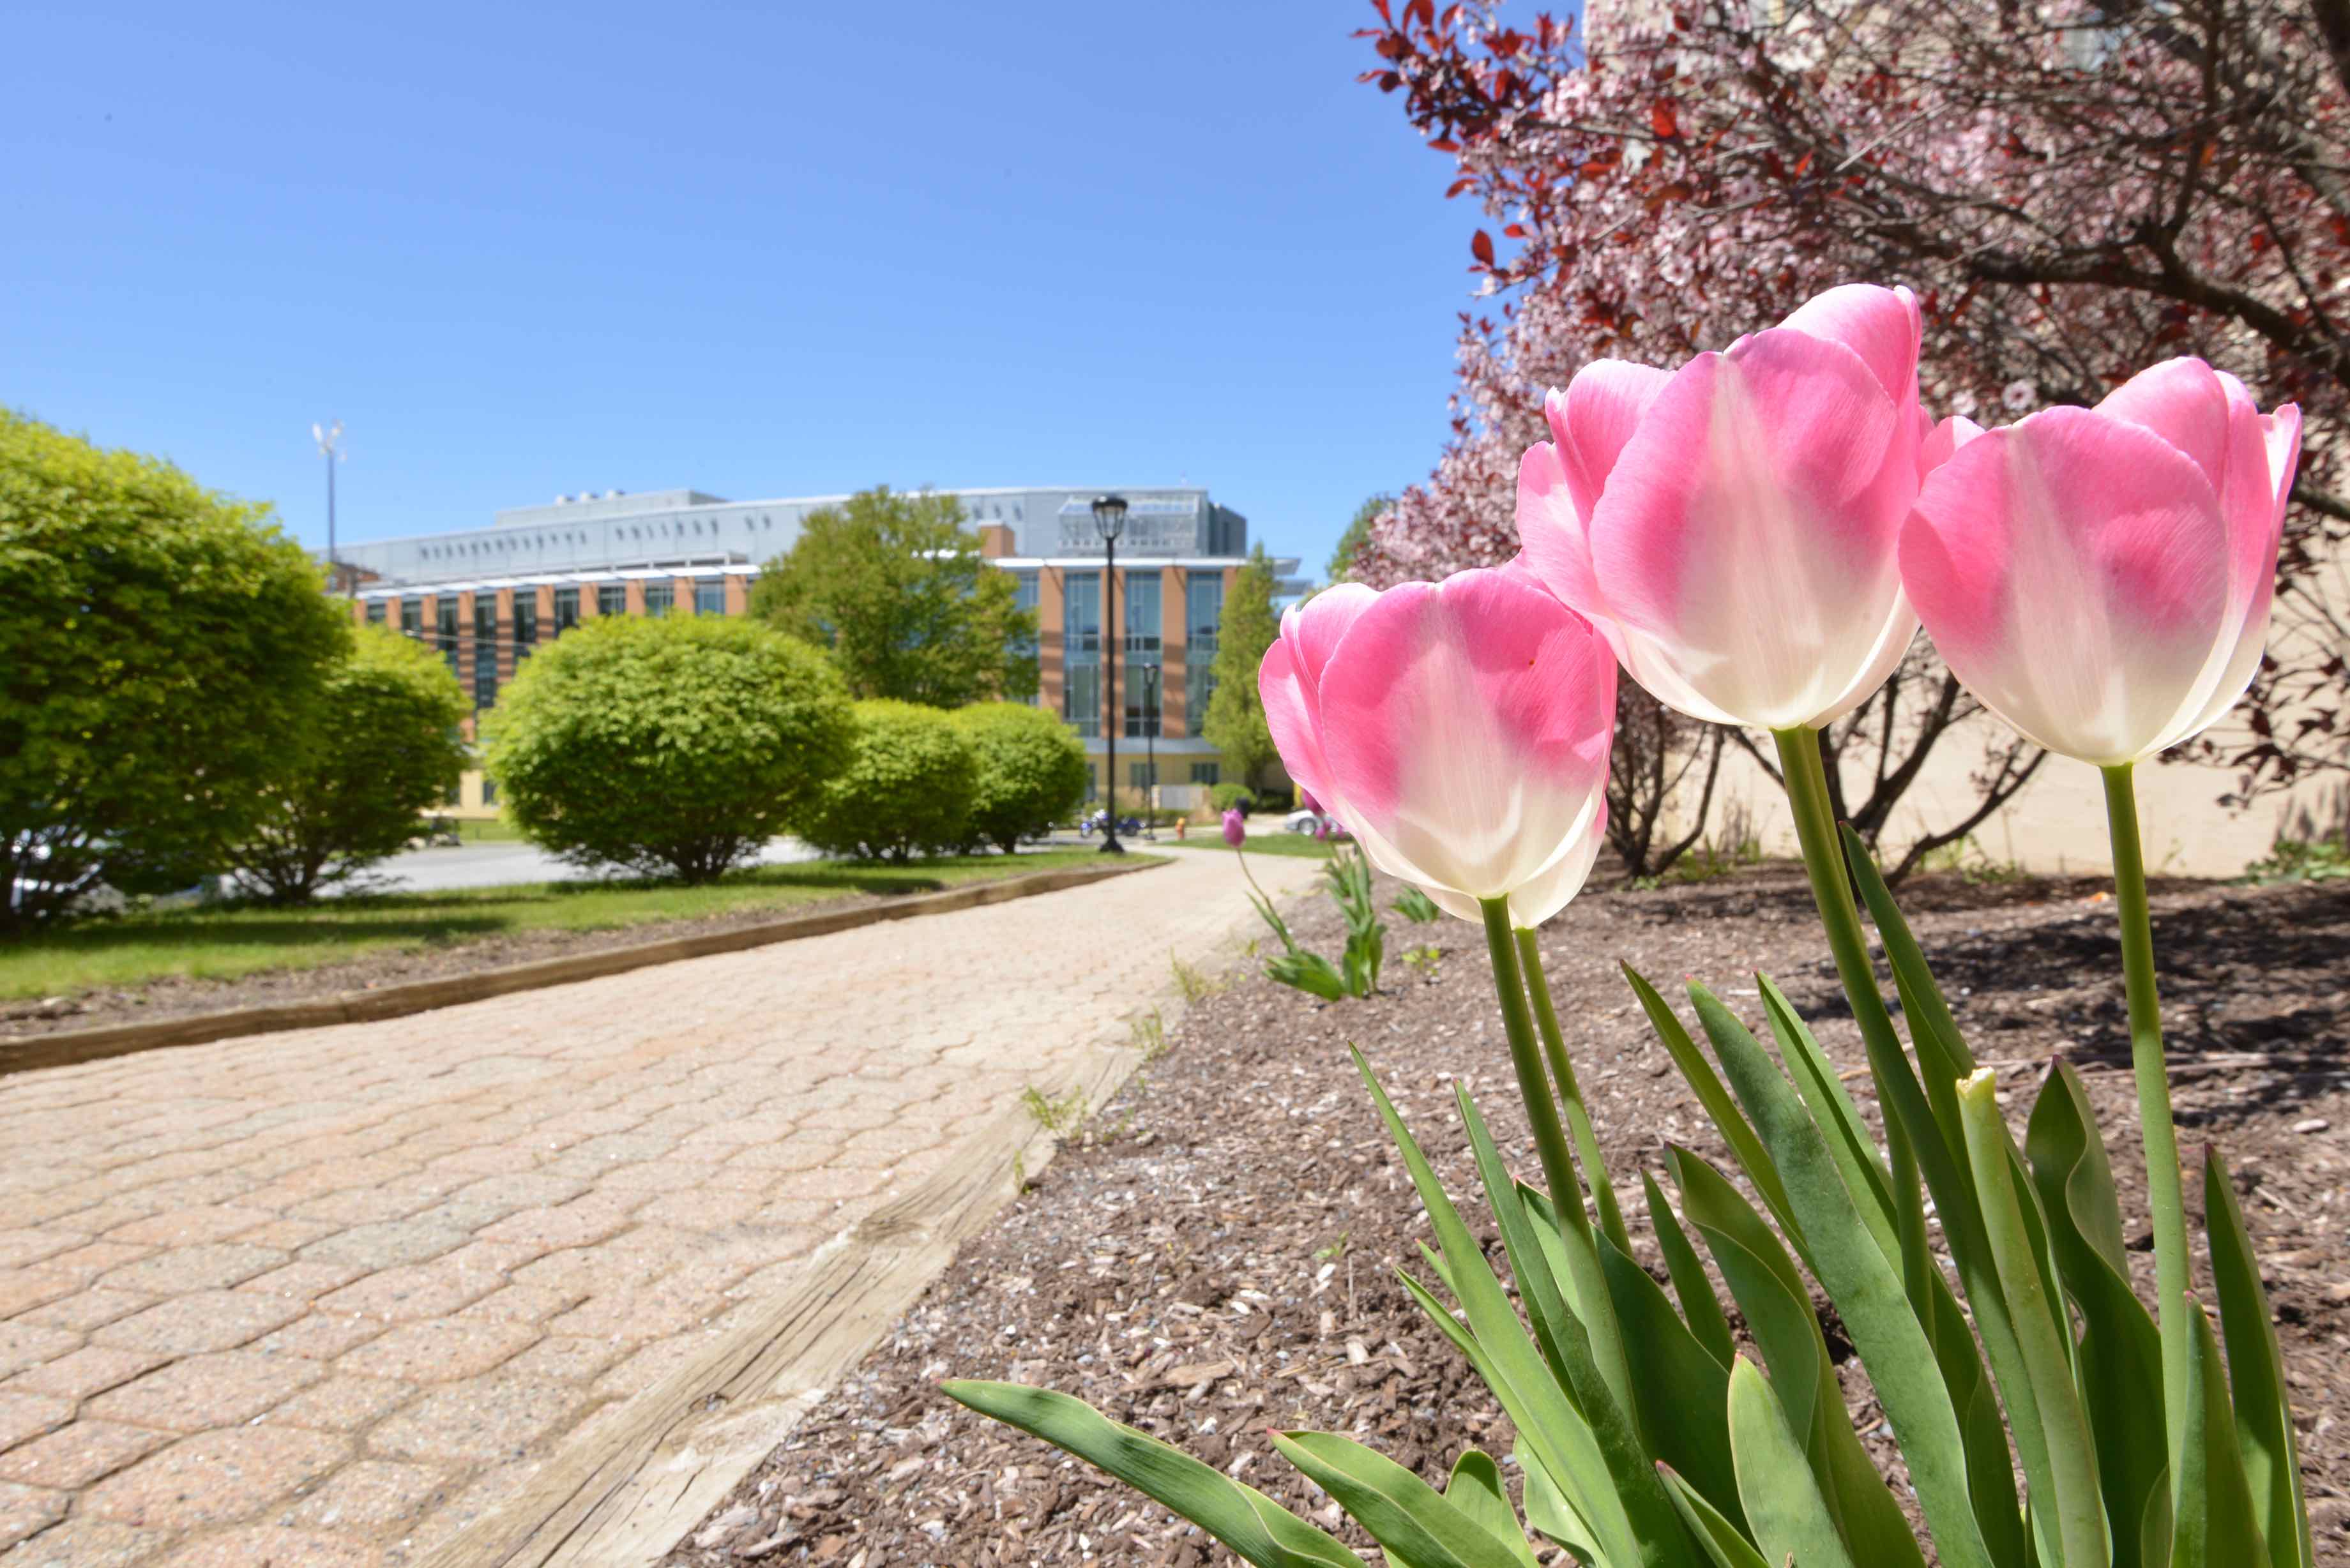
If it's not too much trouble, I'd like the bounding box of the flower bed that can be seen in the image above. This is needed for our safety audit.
[662,863,2350,1565]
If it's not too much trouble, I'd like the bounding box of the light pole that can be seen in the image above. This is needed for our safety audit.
[312,420,345,593]
[1142,663,1159,840]
[1091,495,1128,856]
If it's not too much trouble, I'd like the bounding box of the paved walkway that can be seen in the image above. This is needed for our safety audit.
[0,848,1315,1567]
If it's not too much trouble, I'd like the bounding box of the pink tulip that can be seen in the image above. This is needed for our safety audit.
[1517,283,1925,730]
[1220,808,1247,848]
[1259,567,1615,925]
[1902,357,2301,765]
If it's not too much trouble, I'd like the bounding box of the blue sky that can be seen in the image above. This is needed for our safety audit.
[3,3,1482,580]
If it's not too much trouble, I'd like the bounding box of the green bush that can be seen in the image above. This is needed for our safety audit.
[797,700,977,861]
[952,702,1088,854]
[1207,782,1255,815]
[483,616,853,882]
[0,408,349,929]
[222,625,471,903]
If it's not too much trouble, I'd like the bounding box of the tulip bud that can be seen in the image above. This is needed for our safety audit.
[1221,808,1247,848]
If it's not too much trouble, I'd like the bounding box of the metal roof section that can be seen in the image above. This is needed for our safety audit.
[328,485,1268,589]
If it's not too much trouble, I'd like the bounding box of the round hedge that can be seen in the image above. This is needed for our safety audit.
[483,615,853,882]
[952,702,1090,854]
[796,699,977,861]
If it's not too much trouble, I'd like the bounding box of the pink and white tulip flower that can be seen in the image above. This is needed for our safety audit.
[1902,357,2301,765]
[1258,568,1615,926]
[1517,283,1926,730]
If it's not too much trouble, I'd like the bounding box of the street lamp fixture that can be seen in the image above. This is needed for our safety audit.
[1091,495,1128,856]
[1142,663,1159,840]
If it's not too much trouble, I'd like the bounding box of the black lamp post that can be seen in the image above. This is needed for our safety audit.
[1142,663,1159,840]
[1091,495,1128,856]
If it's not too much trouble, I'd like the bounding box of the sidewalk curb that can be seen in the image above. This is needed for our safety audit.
[1,857,1164,1081]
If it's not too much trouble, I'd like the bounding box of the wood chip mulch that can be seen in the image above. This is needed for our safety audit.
[662,860,2350,1567]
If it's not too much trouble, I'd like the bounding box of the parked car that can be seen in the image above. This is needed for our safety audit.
[1284,808,1351,840]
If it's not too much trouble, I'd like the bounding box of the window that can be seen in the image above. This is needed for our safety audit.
[402,598,422,639]
[480,778,498,806]
[1189,761,1220,786]
[643,582,674,617]
[472,594,499,709]
[1131,762,1156,792]
[1010,571,1040,702]
[436,598,460,678]
[553,587,580,635]
[695,580,726,615]
[1062,572,1100,737]
[1124,575,1161,737]
[513,594,538,660]
[598,582,627,617]
[1186,571,1224,734]
[365,600,386,625]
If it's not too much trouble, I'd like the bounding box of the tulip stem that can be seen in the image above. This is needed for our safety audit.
[1515,926,1631,1253]
[1480,898,1591,1242]
[1770,727,1930,1305]
[2102,760,2191,1475]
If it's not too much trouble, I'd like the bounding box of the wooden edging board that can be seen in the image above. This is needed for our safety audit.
[0,857,1161,1080]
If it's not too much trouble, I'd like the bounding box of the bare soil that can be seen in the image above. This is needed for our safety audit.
[662,861,2350,1567]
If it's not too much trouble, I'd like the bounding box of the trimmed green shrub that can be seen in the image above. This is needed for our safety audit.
[952,702,1089,854]
[483,615,853,882]
[223,625,471,903]
[0,408,349,929]
[797,700,976,861]
[1207,782,1255,815]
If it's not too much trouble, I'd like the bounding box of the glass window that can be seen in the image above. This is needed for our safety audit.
[436,599,460,678]
[1131,762,1156,791]
[402,598,422,638]
[365,600,386,624]
[643,582,674,617]
[1061,572,1100,737]
[553,587,579,635]
[1189,761,1220,786]
[513,594,538,660]
[1124,575,1161,737]
[1186,571,1224,734]
[695,580,726,615]
[480,778,498,806]
[598,582,627,617]
[474,592,498,640]
[1010,570,1040,702]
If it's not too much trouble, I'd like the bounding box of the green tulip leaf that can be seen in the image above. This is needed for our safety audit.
[1644,1170,1736,1370]
[1727,1357,1862,1568]
[1271,1431,1532,1568]
[2204,1147,2315,1568]
[2170,1302,2275,1568]
[940,1382,1367,1568]
[1444,1450,1543,1567]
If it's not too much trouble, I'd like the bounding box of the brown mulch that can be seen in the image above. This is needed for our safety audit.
[0,884,986,1043]
[661,861,2350,1567]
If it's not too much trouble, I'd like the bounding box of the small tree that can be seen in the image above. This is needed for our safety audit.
[953,702,1089,854]
[1607,687,1725,882]
[1201,545,1283,790]
[483,616,853,883]
[221,626,470,903]
[1326,494,1393,584]
[0,408,348,930]
[749,486,1038,707]
[797,700,978,861]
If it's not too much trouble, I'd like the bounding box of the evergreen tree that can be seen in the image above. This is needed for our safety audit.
[1201,543,1282,790]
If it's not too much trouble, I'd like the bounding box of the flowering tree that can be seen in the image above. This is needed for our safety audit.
[1351,0,2348,810]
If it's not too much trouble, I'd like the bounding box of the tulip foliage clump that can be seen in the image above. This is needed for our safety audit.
[948,290,2311,1567]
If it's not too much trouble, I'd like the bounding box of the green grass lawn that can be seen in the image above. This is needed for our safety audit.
[0,848,1132,1002]
[451,816,531,843]
[1163,831,1338,859]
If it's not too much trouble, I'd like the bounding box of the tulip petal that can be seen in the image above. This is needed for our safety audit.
[1584,329,1909,729]
[1920,414,1984,477]
[1777,283,1921,409]
[1317,569,1614,903]
[2165,398,2301,747]
[1902,407,2232,764]
[1259,637,1338,814]
[2096,358,2231,492]
[1284,582,1381,695]
[1518,440,1614,630]
[1546,361,1675,524]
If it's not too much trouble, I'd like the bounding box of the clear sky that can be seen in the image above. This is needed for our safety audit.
[3,2,1482,581]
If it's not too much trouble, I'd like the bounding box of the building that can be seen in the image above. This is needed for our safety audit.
[335,486,1302,816]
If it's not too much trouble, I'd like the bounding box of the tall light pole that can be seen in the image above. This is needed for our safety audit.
[1091,494,1128,856]
[312,419,345,593]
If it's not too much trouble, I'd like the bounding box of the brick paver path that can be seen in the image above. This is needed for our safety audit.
[0,850,1316,1567]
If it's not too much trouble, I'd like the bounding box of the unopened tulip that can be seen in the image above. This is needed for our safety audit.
[1902,357,2301,764]
[1518,283,1925,730]
[1220,808,1247,848]
[1259,568,1614,925]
